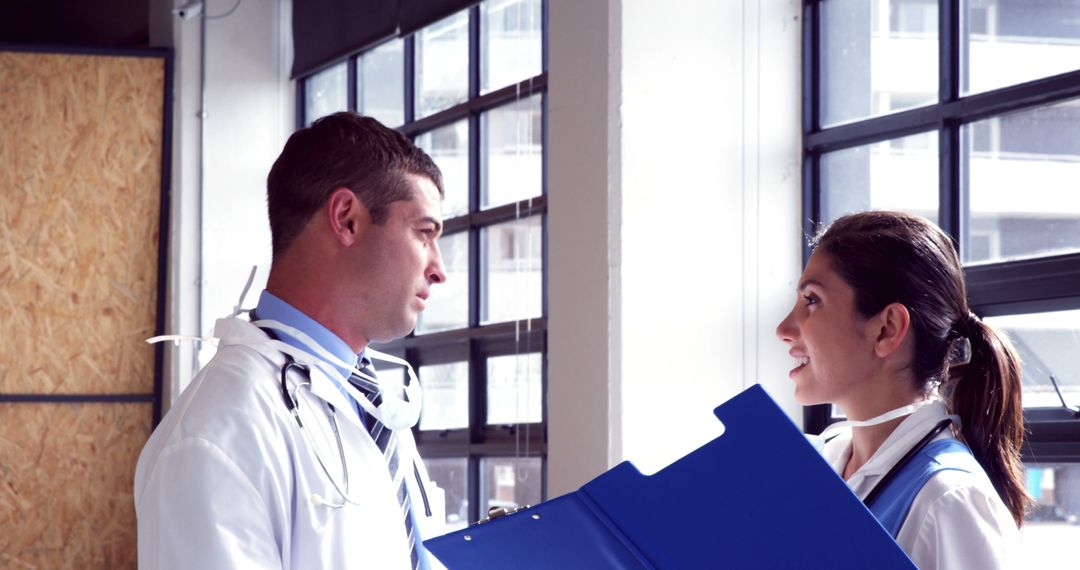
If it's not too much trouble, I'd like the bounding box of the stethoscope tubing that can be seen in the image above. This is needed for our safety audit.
[862,418,956,509]
[280,352,431,514]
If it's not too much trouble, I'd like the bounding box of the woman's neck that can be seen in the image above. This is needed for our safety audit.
[843,416,907,480]
[840,386,923,480]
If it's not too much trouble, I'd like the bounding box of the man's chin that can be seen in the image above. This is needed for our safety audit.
[370,318,419,344]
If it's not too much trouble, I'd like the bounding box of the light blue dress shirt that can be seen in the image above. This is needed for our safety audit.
[253,290,435,569]
[253,290,366,419]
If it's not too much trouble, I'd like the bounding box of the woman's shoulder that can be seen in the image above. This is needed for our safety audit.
[898,465,1019,569]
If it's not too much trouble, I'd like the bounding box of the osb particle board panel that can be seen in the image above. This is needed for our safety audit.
[0,52,164,395]
[0,402,150,569]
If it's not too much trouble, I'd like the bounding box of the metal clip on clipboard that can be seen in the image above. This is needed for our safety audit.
[424,384,918,569]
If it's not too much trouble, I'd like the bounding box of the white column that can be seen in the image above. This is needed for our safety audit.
[547,0,803,491]
[547,0,624,496]
[148,0,295,409]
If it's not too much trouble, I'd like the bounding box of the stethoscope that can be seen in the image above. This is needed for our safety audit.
[860,418,955,510]
[278,351,432,515]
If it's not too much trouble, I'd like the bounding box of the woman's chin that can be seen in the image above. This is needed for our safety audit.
[793,386,828,408]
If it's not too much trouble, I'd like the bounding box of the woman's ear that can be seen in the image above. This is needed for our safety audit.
[326,187,369,246]
[868,302,911,358]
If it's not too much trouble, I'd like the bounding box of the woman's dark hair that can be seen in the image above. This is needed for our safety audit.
[266,112,443,258]
[813,210,1030,526]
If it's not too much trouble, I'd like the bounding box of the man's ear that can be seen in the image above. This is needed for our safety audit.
[868,302,911,358]
[326,187,369,246]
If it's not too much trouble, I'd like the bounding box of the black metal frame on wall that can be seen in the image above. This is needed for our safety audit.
[297,1,549,525]
[0,43,172,426]
[801,0,1080,461]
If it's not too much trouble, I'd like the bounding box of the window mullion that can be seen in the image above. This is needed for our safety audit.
[940,0,961,105]
[347,55,358,113]
[404,36,416,124]
[939,125,961,244]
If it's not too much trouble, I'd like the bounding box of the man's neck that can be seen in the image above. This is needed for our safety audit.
[266,265,369,354]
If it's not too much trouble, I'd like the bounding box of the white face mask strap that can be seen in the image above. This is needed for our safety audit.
[249,318,358,372]
[146,324,219,348]
[365,347,421,388]
[232,265,259,317]
[820,399,937,439]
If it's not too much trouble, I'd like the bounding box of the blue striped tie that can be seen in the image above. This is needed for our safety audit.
[349,359,420,570]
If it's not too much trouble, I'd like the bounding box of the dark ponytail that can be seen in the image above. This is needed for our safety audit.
[814,211,1031,527]
[949,316,1029,527]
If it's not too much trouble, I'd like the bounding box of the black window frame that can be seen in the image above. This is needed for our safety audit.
[297,0,550,525]
[802,0,1080,464]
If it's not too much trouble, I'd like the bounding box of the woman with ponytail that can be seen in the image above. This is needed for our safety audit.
[776,210,1029,569]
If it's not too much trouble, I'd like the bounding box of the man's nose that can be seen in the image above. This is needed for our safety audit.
[427,244,447,284]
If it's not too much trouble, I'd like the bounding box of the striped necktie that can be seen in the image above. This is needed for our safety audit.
[348,359,420,570]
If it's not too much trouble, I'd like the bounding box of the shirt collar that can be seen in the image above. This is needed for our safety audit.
[253,290,365,380]
[825,400,953,498]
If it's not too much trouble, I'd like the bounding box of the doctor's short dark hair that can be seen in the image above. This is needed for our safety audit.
[266,112,443,258]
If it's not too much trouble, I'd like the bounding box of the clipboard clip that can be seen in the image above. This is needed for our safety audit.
[473,504,534,526]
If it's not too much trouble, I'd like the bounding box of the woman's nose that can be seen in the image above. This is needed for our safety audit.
[775,308,797,343]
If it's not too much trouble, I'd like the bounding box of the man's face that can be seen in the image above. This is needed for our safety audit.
[351,175,446,343]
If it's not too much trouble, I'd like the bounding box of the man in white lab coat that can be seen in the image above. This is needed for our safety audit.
[135,112,449,569]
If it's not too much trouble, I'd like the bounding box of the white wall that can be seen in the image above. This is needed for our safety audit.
[198,0,293,369]
[150,0,294,403]
[548,0,803,494]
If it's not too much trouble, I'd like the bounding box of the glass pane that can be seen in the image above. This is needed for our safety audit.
[1019,463,1080,568]
[820,132,939,225]
[984,310,1080,410]
[304,62,348,126]
[358,39,404,128]
[374,364,405,390]
[486,353,542,424]
[481,0,543,94]
[415,121,469,218]
[418,361,469,430]
[965,0,1080,95]
[821,0,938,127]
[424,457,469,532]
[480,456,542,515]
[481,216,542,324]
[963,99,1080,264]
[481,94,543,209]
[415,10,469,119]
[416,231,469,334]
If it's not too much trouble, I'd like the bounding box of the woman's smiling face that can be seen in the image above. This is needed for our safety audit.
[775,250,880,410]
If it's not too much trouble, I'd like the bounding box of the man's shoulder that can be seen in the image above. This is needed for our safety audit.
[190,343,279,403]
[135,343,292,493]
[148,344,287,450]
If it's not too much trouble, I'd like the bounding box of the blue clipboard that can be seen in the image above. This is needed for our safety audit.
[424,384,917,569]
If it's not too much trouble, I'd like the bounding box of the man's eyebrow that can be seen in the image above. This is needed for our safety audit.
[420,216,443,235]
[798,278,824,292]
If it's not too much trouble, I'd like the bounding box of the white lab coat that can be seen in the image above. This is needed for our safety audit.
[134,316,447,569]
[823,401,1019,569]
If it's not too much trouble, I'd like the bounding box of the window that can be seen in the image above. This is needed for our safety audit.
[299,0,547,530]
[806,0,1080,557]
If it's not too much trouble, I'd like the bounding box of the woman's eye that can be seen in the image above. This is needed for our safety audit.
[802,294,819,307]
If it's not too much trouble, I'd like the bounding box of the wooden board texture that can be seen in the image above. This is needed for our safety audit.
[0,51,164,395]
[0,402,151,568]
